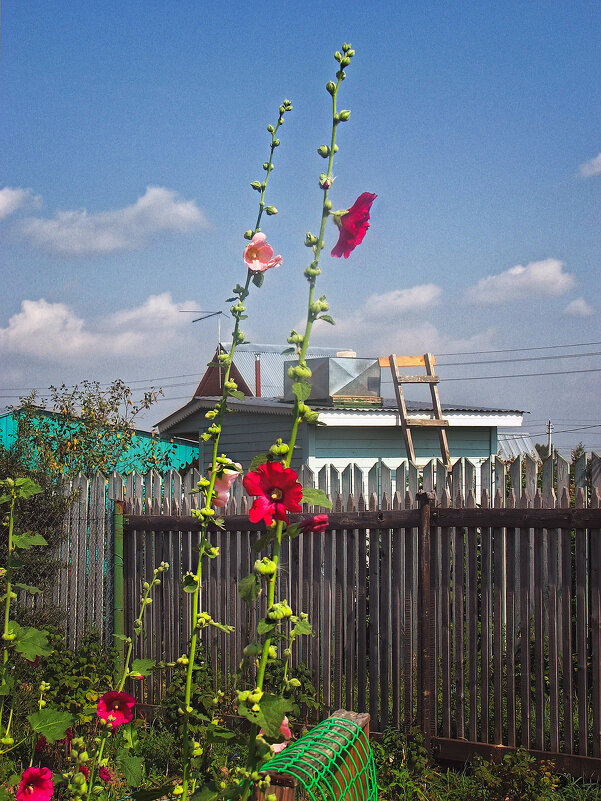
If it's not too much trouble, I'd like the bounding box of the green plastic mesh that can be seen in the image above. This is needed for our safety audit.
[261,716,378,801]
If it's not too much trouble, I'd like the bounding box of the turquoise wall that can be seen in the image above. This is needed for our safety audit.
[0,412,198,474]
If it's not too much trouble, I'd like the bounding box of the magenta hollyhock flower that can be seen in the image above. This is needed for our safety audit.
[299,514,329,534]
[34,735,47,754]
[211,463,241,508]
[79,766,89,780]
[243,233,283,272]
[97,691,136,729]
[331,192,377,259]
[243,462,303,526]
[16,767,54,801]
[98,767,112,783]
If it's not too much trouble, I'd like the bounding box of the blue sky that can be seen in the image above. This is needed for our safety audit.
[1,1,600,453]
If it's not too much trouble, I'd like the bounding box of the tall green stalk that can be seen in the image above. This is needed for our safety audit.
[180,100,292,801]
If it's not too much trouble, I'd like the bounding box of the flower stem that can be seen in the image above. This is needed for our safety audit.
[0,489,16,732]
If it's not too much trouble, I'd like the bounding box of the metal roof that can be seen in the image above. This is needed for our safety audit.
[497,431,538,460]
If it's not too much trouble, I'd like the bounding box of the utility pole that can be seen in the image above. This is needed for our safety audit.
[547,419,553,458]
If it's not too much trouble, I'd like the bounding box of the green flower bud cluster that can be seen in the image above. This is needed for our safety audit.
[0,735,14,747]
[309,295,329,318]
[176,654,189,665]
[250,180,265,192]
[304,262,322,279]
[287,364,312,380]
[297,403,320,425]
[269,438,289,458]
[267,600,293,621]
[243,642,263,658]
[254,557,277,577]
[262,161,274,173]
[304,231,318,247]
[287,330,304,346]
[265,205,278,215]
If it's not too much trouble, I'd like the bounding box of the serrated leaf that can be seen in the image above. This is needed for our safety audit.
[14,625,52,661]
[12,532,48,550]
[0,678,15,696]
[0,493,11,505]
[253,530,276,551]
[257,619,275,636]
[13,583,42,595]
[190,783,219,801]
[318,314,336,325]
[15,478,42,498]
[228,389,246,401]
[213,517,225,530]
[117,753,144,787]
[301,487,333,510]
[250,453,269,471]
[27,708,75,743]
[292,381,311,402]
[238,574,261,603]
[130,658,155,677]
[238,693,294,739]
[252,272,264,288]
[291,618,313,637]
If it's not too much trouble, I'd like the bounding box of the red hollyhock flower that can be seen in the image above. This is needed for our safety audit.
[299,514,329,534]
[243,462,303,526]
[16,767,54,801]
[97,691,136,729]
[34,735,47,753]
[79,766,89,780]
[98,767,112,783]
[331,192,377,259]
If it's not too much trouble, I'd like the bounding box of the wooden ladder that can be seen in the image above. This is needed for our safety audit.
[379,353,451,472]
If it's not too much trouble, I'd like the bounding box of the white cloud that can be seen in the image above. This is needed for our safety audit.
[465,258,575,305]
[361,285,442,319]
[0,186,41,220]
[21,186,208,256]
[564,297,594,317]
[579,152,601,178]
[0,293,197,362]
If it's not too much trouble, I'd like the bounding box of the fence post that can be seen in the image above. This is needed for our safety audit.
[417,490,436,747]
[113,499,125,680]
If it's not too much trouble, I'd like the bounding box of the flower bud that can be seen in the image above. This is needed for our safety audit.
[273,138,280,147]
[243,230,253,240]
[334,51,342,62]
[265,206,278,215]
[267,124,274,133]
[304,232,318,247]
[347,49,355,57]
[339,109,351,121]
[326,81,336,95]
[341,56,351,67]
[250,180,262,191]
[317,145,329,158]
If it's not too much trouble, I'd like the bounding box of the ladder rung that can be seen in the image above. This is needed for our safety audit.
[405,419,449,428]
[394,375,439,384]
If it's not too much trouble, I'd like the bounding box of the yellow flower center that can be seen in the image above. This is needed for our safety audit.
[270,488,283,501]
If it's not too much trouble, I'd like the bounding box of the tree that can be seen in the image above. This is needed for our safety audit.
[9,379,175,477]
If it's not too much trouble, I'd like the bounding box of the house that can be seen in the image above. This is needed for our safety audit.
[157,346,524,494]
[0,409,199,474]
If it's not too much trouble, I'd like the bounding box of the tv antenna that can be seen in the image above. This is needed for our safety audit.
[179,309,230,345]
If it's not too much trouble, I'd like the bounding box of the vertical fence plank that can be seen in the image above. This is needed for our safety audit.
[334,530,344,711]
[369,525,380,729]
[345,527,356,711]
[590,491,601,757]
[480,490,491,743]
[575,488,589,755]
[392,524,402,729]
[440,490,451,738]
[505,494,516,748]
[466,491,479,742]
[357,526,367,715]
[519,494,532,749]
[493,522,503,745]
[380,513,391,731]
[453,498,465,740]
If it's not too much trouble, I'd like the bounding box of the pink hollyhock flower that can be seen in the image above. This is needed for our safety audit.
[98,767,112,783]
[243,233,283,272]
[79,766,89,780]
[299,514,329,534]
[331,192,377,259]
[97,691,136,729]
[16,767,54,801]
[211,463,242,508]
[243,462,303,526]
[260,716,292,754]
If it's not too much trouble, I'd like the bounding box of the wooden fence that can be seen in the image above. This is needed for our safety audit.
[55,453,599,650]
[118,476,601,774]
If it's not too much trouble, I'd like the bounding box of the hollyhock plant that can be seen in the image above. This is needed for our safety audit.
[16,767,54,801]
[243,462,303,526]
[243,232,283,272]
[299,513,329,534]
[330,192,377,258]
[260,715,292,754]
[96,690,136,729]
[98,767,112,783]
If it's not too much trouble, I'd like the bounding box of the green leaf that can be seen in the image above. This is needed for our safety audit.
[291,618,313,637]
[281,347,295,355]
[257,619,275,636]
[12,532,48,550]
[0,493,10,505]
[238,693,294,739]
[318,314,336,325]
[238,574,261,602]
[253,530,276,551]
[292,381,311,402]
[183,574,199,593]
[252,272,265,288]
[27,708,75,743]
[0,678,15,696]
[213,517,225,530]
[13,583,42,595]
[225,297,236,303]
[301,487,333,510]
[113,634,131,642]
[250,453,269,471]
[14,625,52,660]
[15,478,42,498]
[130,658,155,677]
[121,722,139,751]
[117,753,144,787]
[190,783,219,801]
[131,786,174,801]
[228,389,246,401]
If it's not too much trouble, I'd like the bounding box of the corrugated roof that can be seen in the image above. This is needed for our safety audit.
[497,431,538,460]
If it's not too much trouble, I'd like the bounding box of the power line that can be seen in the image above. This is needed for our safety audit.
[437,340,601,357]
[500,424,601,439]
[443,367,601,381]
[439,351,601,367]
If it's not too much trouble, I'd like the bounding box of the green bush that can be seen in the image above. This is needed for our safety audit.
[471,748,558,801]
